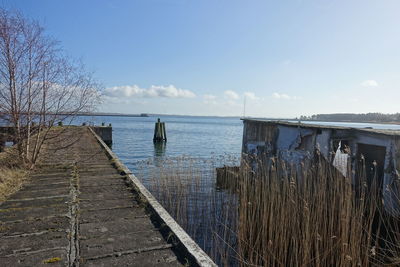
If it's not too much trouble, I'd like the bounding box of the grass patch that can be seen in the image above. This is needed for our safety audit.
[0,147,29,202]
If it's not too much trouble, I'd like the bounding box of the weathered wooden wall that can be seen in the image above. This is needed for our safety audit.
[241,119,400,216]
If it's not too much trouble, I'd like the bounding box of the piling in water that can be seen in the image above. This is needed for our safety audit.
[216,166,240,191]
[153,118,167,142]
[0,135,4,152]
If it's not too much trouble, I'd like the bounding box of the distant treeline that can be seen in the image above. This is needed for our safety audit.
[298,113,400,123]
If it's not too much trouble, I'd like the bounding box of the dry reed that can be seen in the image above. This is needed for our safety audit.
[0,147,28,202]
[138,155,239,266]
[139,152,400,266]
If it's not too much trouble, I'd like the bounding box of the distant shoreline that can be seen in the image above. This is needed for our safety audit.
[299,119,400,125]
[76,113,149,117]
[77,113,245,119]
[77,114,400,125]
[3,112,400,125]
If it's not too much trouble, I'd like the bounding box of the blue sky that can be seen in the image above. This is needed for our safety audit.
[3,0,400,117]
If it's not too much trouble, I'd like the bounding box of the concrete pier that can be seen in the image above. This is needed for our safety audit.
[92,126,112,147]
[0,127,215,266]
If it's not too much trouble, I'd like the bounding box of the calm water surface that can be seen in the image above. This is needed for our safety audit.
[76,115,243,171]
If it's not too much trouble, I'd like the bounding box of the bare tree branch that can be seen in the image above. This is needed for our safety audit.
[0,8,101,167]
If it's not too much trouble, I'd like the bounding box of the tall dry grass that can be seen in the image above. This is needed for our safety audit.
[139,153,400,266]
[238,153,381,266]
[137,155,239,266]
[0,147,28,202]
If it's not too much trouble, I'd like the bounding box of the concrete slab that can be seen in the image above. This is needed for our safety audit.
[77,174,123,179]
[20,182,69,191]
[27,178,70,186]
[10,187,70,200]
[0,231,68,256]
[78,190,134,200]
[30,171,71,178]
[0,216,69,236]
[79,180,126,187]
[79,198,138,210]
[82,249,182,267]
[79,217,158,237]
[79,169,118,176]
[78,185,132,195]
[79,230,167,258]
[28,179,69,186]
[0,196,69,209]
[80,208,147,224]
[0,249,67,267]
[0,204,68,222]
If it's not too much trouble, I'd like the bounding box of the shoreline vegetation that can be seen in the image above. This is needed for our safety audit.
[0,147,29,202]
[142,154,400,266]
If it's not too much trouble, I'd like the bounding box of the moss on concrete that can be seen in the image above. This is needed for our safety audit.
[43,257,61,263]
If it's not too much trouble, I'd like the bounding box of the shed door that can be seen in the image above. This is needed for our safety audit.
[356,143,386,195]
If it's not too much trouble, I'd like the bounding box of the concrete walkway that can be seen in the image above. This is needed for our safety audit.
[0,128,185,266]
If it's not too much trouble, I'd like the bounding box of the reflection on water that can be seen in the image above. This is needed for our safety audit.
[153,141,166,157]
[153,141,166,168]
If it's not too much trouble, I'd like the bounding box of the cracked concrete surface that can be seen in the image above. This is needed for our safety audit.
[0,128,185,266]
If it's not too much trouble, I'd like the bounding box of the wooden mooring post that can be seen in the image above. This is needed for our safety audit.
[0,134,5,152]
[153,118,167,142]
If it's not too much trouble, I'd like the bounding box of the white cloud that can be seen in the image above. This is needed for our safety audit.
[272,92,301,100]
[104,84,196,99]
[244,92,260,100]
[204,94,216,101]
[224,90,239,100]
[361,80,379,87]
[272,92,290,99]
[203,94,217,105]
[226,100,240,106]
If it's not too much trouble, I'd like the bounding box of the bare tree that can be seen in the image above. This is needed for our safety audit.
[0,9,101,167]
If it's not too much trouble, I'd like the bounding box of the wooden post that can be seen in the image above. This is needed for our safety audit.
[153,118,167,142]
[0,134,5,152]
[162,122,167,142]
